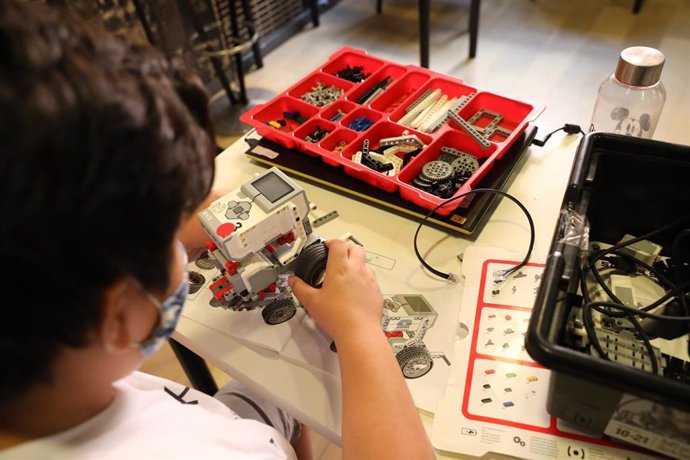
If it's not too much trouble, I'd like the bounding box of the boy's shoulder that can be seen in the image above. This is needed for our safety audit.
[120,371,239,417]
[0,372,295,460]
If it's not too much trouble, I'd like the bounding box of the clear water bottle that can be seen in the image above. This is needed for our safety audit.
[590,46,666,139]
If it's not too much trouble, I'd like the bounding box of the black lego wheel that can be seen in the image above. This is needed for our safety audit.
[396,345,434,379]
[294,242,328,287]
[261,298,297,325]
[188,271,206,294]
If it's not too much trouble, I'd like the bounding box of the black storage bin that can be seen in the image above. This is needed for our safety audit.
[525,132,690,457]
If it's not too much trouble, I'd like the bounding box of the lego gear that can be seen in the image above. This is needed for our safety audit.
[421,160,453,182]
[450,152,479,176]
[412,176,433,192]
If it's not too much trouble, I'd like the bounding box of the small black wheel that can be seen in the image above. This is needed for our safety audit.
[261,298,297,325]
[194,253,215,270]
[396,345,434,379]
[188,271,206,294]
[294,242,328,287]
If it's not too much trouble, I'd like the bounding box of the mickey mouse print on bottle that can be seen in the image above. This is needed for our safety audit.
[590,46,665,139]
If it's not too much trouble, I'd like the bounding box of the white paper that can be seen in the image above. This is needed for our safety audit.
[280,252,462,412]
[431,246,657,460]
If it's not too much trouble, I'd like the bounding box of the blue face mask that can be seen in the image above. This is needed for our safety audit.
[136,242,189,357]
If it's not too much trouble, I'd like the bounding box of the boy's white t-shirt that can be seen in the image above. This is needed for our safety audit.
[1,371,296,460]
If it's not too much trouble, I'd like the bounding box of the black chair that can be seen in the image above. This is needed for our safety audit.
[133,0,262,106]
[376,0,481,68]
[633,0,644,13]
[323,0,644,68]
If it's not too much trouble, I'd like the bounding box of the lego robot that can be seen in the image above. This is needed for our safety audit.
[382,294,449,379]
[197,169,449,379]
[198,168,328,325]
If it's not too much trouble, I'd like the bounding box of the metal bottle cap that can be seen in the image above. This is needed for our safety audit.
[615,46,665,87]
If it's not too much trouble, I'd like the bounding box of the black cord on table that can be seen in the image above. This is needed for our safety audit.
[532,123,585,147]
[413,188,535,282]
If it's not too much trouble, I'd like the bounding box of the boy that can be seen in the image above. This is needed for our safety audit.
[0,2,434,458]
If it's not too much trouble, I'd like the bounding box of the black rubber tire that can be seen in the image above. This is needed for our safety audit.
[188,271,206,294]
[294,242,328,287]
[261,298,297,325]
[396,345,434,379]
[194,253,216,270]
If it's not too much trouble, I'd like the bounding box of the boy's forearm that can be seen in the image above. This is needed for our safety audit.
[336,332,435,460]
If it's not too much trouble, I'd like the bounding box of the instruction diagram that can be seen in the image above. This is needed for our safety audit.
[279,253,462,413]
[431,246,658,460]
[183,228,462,413]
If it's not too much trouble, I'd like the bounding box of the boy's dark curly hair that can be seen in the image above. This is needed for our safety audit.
[0,1,215,403]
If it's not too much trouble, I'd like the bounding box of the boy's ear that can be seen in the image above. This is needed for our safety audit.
[99,279,134,353]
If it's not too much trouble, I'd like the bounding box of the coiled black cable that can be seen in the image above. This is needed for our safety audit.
[413,188,535,282]
[580,215,690,363]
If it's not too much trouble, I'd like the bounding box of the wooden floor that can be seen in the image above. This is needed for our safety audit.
[140,1,690,458]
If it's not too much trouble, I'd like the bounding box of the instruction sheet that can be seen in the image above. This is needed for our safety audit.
[431,246,658,460]
[279,249,462,412]
[182,238,462,413]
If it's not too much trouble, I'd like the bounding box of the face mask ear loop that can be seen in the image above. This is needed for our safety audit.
[130,241,190,355]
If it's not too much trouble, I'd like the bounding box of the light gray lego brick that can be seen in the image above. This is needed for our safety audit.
[198,209,224,243]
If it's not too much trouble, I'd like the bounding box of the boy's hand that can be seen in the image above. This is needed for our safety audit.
[179,189,229,251]
[289,239,384,346]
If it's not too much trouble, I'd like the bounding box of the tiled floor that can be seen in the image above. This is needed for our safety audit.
[141,1,690,458]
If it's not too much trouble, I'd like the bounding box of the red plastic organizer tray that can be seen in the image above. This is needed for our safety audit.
[240,47,543,216]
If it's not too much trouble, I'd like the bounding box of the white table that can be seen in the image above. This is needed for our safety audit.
[172,129,583,457]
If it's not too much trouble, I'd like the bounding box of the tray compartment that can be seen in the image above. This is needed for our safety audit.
[341,108,383,133]
[286,73,353,107]
[389,77,477,134]
[293,119,337,156]
[320,100,356,122]
[246,97,320,148]
[455,91,534,148]
[322,49,386,82]
[370,71,432,114]
[346,64,407,106]
[339,121,432,192]
[397,129,498,215]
